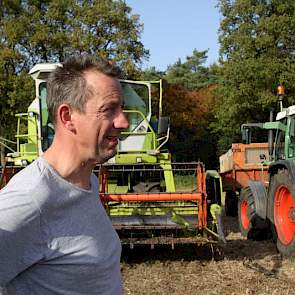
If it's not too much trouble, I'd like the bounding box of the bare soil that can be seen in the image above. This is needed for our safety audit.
[121,217,295,295]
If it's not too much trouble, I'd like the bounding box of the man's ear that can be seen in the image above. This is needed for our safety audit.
[57,104,76,132]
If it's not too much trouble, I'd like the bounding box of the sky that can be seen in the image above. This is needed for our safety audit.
[125,1,221,71]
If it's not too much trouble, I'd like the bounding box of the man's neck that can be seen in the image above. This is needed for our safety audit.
[43,140,94,190]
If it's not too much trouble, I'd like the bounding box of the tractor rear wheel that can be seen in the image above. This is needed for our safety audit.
[269,170,295,256]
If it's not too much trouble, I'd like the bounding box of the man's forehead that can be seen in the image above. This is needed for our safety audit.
[84,70,122,98]
[84,69,119,86]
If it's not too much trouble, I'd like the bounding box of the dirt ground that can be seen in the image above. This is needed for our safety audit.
[121,217,295,295]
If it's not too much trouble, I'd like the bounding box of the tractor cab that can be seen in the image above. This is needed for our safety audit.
[273,105,295,161]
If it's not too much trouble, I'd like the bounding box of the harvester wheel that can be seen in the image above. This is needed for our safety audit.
[133,182,161,193]
[269,170,295,256]
[148,185,161,193]
[238,187,268,240]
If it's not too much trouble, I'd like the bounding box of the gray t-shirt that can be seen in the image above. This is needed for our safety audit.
[0,157,123,294]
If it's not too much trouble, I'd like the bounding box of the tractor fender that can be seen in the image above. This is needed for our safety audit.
[269,160,295,180]
[248,181,268,220]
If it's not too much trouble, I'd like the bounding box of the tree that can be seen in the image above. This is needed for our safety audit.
[0,0,148,73]
[142,66,165,81]
[161,82,218,168]
[165,49,217,90]
[214,0,295,153]
[140,50,220,166]
[159,50,219,167]
[0,0,148,163]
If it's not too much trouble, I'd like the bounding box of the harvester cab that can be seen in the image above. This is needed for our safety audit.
[118,80,170,157]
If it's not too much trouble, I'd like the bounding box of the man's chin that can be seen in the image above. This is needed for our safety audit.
[96,150,117,164]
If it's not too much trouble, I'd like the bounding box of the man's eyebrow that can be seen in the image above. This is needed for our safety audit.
[103,98,121,105]
[96,99,121,110]
[98,91,123,102]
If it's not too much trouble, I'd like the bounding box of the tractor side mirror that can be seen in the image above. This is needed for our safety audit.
[241,128,251,144]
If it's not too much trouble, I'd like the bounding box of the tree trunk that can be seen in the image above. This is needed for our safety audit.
[0,144,5,167]
[0,124,5,167]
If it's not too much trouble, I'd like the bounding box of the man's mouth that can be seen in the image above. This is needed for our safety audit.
[106,135,119,144]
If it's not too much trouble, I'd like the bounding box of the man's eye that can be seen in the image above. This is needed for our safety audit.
[99,102,121,115]
[103,106,117,114]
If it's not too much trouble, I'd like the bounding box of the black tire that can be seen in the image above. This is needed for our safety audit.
[132,182,161,193]
[238,187,269,240]
[269,169,295,256]
[224,190,238,217]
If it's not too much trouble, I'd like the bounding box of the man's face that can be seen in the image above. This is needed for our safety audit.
[72,70,128,164]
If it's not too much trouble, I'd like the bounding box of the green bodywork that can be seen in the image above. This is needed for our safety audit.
[263,117,295,161]
[206,169,225,207]
[106,203,198,218]
[263,121,286,132]
[12,106,39,165]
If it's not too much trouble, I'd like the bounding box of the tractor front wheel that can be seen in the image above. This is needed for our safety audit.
[269,170,295,256]
[238,187,253,237]
[238,187,268,240]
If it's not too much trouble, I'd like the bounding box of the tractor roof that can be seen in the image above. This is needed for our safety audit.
[276,105,295,121]
[29,63,61,80]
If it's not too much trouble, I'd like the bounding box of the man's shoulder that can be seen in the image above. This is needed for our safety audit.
[3,157,47,192]
[0,158,53,209]
[0,159,48,228]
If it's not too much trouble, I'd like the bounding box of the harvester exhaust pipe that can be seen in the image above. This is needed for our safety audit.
[268,108,274,161]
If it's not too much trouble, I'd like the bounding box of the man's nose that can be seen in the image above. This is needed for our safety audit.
[114,110,129,129]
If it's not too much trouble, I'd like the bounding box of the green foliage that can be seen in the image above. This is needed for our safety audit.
[163,83,219,168]
[142,67,165,81]
[1,0,148,73]
[140,50,220,167]
[165,49,218,90]
[0,55,34,140]
[159,51,219,167]
[214,0,295,153]
[0,0,148,147]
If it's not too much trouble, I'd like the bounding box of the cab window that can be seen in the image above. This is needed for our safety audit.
[39,82,55,151]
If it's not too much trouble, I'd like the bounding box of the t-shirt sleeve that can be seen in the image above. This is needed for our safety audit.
[0,187,44,286]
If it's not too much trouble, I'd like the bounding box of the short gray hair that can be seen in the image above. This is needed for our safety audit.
[47,55,122,124]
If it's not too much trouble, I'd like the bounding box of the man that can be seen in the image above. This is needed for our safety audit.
[0,56,129,294]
